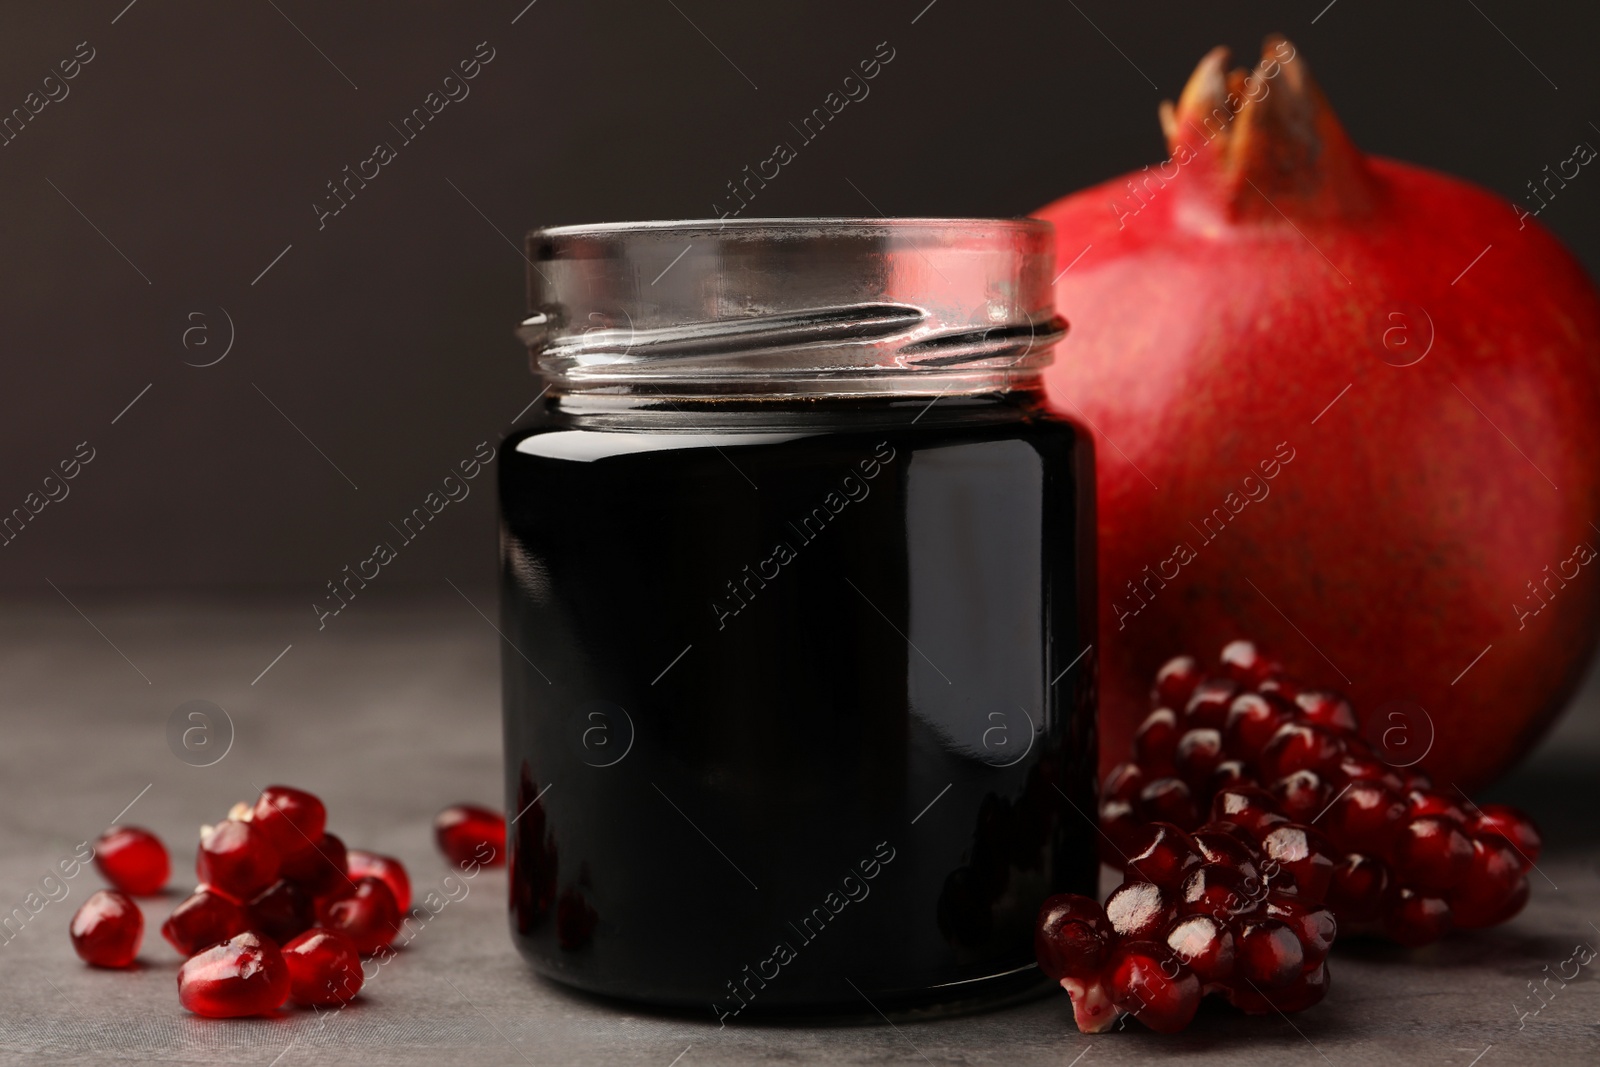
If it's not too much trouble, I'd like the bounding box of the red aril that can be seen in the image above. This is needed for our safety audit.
[1105,942,1201,1033]
[347,850,412,912]
[1235,919,1304,990]
[434,804,506,868]
[93,826,169,896]
[1035,894,1109,981]
[1383,888,1453,947]
[282,929,364,1006]
[1164,913,1234,984]
[251,786,327,855]
[1035,37,1600,790]
[1104,880,1176,941]
[248,879,314,945]
[1122,822,1200,890]
[315,876,400,955]
[1325,853,1391,925]
[1152,655,1202,711]
[1259,824,1335,903]
[1223,693,1292,763]
[162,887,251,956]
[281,833,349,899]
[177,932,290,1018]
[1263,898,1336,967]
[197,820,279,900]
[1391,816,1473,894]
[1470,804,1543,869]
[70,890,142,967]
[1449,837,1526,929]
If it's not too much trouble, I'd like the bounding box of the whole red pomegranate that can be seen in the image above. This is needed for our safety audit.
[1036,37,1600,790]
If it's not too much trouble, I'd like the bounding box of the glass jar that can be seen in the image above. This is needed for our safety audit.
[499,218,1097,1017]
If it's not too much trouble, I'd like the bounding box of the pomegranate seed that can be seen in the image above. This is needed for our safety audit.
[1470,804,1542,868]
[1406,790,1466,822]
[434,804,506,868]
[1391,816,1473,894]
[251,786,327,855]
[1255,675,1301,702]
[1486,876,1531,926]
[1264,898,1336,966]
[161,887,250,956]
[1449,836,1525,929]
[1106,941,1201,1033]
[1258,722,1345,781]
[1404,770,1433,792]
[1183,678,1241,731]
[1219,639,1279,686]
[1210,785,1287,841]
[1174,728,1224,788]
[197,820,280,900]
[1259,824,1336,903]
[1325,853,1392,924]
[1152,655,1203,711]
[70,889,142,967]
[1036,894,1109,981]
[1332,754,1405,793]
[1320,780,1406,855]
[1137,777,1199,829]
[282,929,364,1006]
[1123,822,1200,890]
[557,888,599,950]
[1293,690,1358,732]
[177,931,290,1018]
[1164,913,1235,984]
[1223,693,1294,763]
[93,826,170,896]
[1235,918,1304,990]
[1105,880,1176,940]
[1098,799,1142,864]
[1271,770,1329,823]
[281,833,350,899]
[1191,829,1261,882]
[1229,961,1328,1014]
[248,879,313,945]
[1382,888,1452,947]
[1133,709,1181,774]
[1206,759,1251,796]
[315,876,400,955]
[1179,863,1255,920]
[346,850,412,912]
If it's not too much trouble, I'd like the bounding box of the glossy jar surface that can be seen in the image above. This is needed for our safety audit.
[500,390,1096,1016]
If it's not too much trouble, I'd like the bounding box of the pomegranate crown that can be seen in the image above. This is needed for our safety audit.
[1157,35,1376,220]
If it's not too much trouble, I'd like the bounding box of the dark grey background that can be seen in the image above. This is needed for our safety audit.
[1,0,1597,600]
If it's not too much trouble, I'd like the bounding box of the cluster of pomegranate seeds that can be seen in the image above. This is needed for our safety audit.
[70,784,413,1018]
[433,804,506,867]
[1040,640,1543,1033]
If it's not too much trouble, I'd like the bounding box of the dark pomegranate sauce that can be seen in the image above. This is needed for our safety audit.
[499,219,1097,1015]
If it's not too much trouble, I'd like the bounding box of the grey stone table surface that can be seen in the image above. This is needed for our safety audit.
[2,597,1597,1066]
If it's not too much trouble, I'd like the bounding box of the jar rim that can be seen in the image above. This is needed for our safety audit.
[520,216,1067,400]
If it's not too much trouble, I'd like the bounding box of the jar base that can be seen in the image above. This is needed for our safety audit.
[522,956,1055,1024]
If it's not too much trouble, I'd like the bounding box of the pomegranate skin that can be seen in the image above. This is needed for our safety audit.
[1036,38,1600,790]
